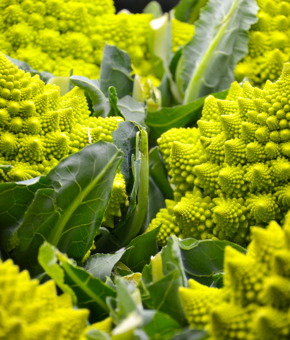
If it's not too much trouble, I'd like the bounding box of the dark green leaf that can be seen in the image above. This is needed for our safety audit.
[0,165,13,171]
[149,147,173,200]
[142,312,181,340]
[143,1,163,18]
[38,243,116,323]
[0,177,50,253]
[12,142,123,276]
[174,0,208,24]
[211,272,224,288]
[100,44,133,98]
[95,130,149,252]
[5,55,54,83]
[121,226,160,273]
[171,328,209,340]
[176,237,247,285]
[178,0,258,103]
[84,248,129,282]
[69,76,108,117]
[146,90,228,141]
[112,121,140,192]
[147,177,166,225]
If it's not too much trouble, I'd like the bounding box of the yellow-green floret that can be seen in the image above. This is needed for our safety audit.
[0,52,124,183]
[149,63,290,246]
[0,258,90,340]
[0,0,194,80]
[179,215,290,340]
[236,0,290,87]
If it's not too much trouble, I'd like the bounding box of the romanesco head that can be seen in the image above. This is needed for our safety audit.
[151,63,290,246]
[179,216,290,340]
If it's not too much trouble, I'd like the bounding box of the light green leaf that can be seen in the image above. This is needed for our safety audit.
[117,96,146,128]
[47,76,70,96]
[143,1,163,18]
[86,329,111,340]
[70,76,108,117]
[100,44,134,99]
[12,142,123,276]
[177,0,258,103]
[174,0,208,24]
[171,329,209,340]
[39,243,116,322]
[84,248,129,282]
[146,89,228,141]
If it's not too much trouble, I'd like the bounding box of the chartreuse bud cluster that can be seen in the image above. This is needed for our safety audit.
[0,53,129,228]
[0,258,94,340]
[236,0,290,87]
[149,63,290,246]
[0,0,194,80]
[179,216,290,340]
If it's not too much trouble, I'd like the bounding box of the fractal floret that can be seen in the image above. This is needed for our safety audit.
[236,0,290,87]
[0,0,194,79]
[0,53,124,183]
[179,215,290,340]
[0,258,90,340]
[149,63,290,246]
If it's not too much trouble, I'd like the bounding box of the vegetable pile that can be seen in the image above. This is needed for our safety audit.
[1,0,290,339]
[148,64,290,246]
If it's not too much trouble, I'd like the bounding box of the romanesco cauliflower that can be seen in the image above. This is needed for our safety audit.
[179,214,290,340]
[149,62,290,246]
[236,0,290,87]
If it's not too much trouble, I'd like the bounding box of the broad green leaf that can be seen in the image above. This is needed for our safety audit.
[149,147,173,200]
[176,237,246,285]
[142,312,181,340]
[171,329,209,340]
[12,142,123,276]
[39,243,116,323]
[147,177,166,225]
[0,177,49,253]
[142,262,186,325]
[117,96,146,128]
[95,130,149,252]
[174,0,208,24]
[70,75,108,117]
[100,44,133,99]
[112,121,140,191]
[146,90,228,141]
[121,226,160,273]
[143,1,163,18]
[5,55,54,83]
[177,0,258,103]
[84,248,129,282]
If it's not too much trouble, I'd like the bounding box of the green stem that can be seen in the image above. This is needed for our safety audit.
[151,252,164,282]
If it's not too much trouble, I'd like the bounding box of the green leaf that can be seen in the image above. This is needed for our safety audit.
[86,329,111,340]
[174,0,208,24]
[171,328,209,340]
[117,96,146,128]
[0,164,13,171]
[142,312,181,340]
[39,243,116,323]
[84,248,129,282]
[112,121,140,191]
[146,89,228,141]
[12,142,123,276]
[211,272,224,288]
[121,226,160,273]
[143,1,163,18]
[0,177,50,253]
[108,86,122,117]
[70,76,108,117]
[100,44,134,99]
[149,147,173,200]
[47,76,70,96]
[95,130,149,252]
[147,177,166,225]
[5,55,54,83]
[176,237,247,285]
[178,0,258,103]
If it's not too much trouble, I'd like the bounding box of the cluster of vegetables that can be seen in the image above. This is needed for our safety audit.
[236,0,290,87]
[0,0,194,80]
[148,64,290,246]
[1,0,290,339]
